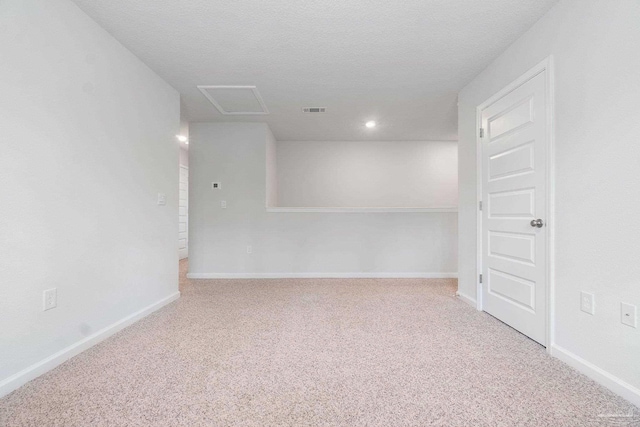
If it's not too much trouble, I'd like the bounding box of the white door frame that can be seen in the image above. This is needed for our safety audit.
[179,164,189,260]
[475,56,555,351]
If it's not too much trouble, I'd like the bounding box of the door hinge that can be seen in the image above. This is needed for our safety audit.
[479,201,483,211]
[479,274,483,284]
[479,128,485,138]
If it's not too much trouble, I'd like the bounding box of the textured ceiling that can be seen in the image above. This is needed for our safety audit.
[70,0,558,141]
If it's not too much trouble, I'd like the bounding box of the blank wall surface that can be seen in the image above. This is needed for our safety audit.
[276,141,458,208]
[188,123,457,277]
[0,0,179,390]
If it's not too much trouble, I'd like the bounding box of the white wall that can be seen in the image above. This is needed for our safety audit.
[179,148,189,167]
[0,0,180,396]
[265,129,278,208]
[178,121,189,258]
[276,141,458,208]
[179,118,189,167]
[188,123,457,277]
[458,0,640,404]
[179,151,189,260]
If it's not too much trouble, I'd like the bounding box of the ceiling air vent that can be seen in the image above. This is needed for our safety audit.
[302,107,326,113]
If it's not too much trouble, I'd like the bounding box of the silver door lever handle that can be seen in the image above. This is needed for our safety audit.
[530,219,544,228]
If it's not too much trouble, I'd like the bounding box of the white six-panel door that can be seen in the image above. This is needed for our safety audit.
[480,69,548,345]
[179,165,188,260]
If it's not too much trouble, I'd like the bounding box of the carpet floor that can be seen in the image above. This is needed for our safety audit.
[1,260,637,426]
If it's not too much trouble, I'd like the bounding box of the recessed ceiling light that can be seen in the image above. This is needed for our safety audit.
[365,121,376,128]
[176,135,188,143]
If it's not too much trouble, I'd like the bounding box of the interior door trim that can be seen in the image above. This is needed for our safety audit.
[475,56,555,351]
[179,164,189,260]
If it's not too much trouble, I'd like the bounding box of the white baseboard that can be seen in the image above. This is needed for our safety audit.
[187,272,458,279]
[0,291,180,399]
[455,291,477,308]
[550,344,640,408]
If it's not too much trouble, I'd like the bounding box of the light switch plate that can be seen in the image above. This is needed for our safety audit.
[157,193,166,205]
[621,303,637,328]
[221,200,227,209]
[580,291,595,315]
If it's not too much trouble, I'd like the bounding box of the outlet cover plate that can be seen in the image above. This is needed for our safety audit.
[580,291,595,315]
[43,288,57,311]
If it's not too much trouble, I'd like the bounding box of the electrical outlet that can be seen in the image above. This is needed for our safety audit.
[221,200,227,209]
[212,182,222,190]
[580,291,595,315]
[43,288,57,311]
[621,303,637,328]
[157,193,166,205]
[246,245,252,254]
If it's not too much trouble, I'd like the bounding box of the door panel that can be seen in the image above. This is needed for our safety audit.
[488,189,535,218]
[481,70,548,345]
[487,269,535,311]
[487,96,534,140]
[488,232,535,265]
[488,142,535,181]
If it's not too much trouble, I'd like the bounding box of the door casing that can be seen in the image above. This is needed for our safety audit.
[179,165,189,260]
[475,56,555,351]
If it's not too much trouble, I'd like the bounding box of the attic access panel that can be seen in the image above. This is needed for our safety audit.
[197,85,269,115]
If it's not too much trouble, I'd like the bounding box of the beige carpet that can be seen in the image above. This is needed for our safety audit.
[1,260,637,426]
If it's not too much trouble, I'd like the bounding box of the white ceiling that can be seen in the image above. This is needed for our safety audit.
[71,0,558,141]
